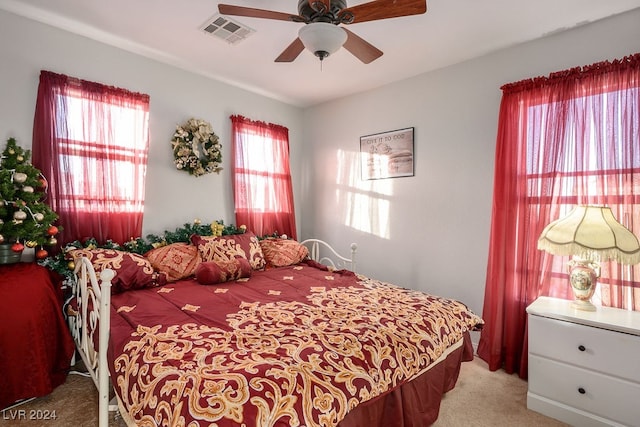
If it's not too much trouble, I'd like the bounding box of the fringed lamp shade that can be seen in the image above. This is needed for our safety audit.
[537,205,640,310]
[538,206,640,264]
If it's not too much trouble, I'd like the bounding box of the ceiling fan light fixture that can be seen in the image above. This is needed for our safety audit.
[298,22,347,61]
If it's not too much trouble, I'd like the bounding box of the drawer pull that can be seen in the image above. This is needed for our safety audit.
[578,387,586,394]
[578,345,586,352]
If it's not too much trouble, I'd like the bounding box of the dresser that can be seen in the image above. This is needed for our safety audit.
[526,297,640,427]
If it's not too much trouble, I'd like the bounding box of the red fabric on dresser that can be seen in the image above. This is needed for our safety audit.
[0,263,75,409]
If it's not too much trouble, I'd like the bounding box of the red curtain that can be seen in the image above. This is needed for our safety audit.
[231,115,297,239]
[477,53,640,378]
[32,70,150,247]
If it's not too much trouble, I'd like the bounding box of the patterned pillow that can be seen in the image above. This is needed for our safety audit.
[69,248,167,294]
[190,232,266,270]
[195,257,252,285]
[259,238,309,268]
[145,243,200,282]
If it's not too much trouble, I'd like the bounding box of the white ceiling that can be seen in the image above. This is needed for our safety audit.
[2,0,640,107]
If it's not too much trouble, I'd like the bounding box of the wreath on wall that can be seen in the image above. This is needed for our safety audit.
[171,118,222,177]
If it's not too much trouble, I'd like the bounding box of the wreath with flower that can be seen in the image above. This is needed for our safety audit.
[171,118,222,177]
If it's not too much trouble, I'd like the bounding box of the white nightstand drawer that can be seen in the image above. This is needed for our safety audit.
[529,314,640,382]
[529,354,640,426]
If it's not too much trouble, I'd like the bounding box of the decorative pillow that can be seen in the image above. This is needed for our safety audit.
[69,248,166,294]
[195,257,252,285]
[259,238,309,268]
[190,232,267,270]
[145,243,200,282]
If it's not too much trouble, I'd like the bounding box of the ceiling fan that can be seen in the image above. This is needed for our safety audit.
[218,0,427,64]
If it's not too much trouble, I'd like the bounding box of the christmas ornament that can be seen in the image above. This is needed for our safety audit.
[48,237,58,245]
[13,172,27,183]
[25,240,38,248]
[13,210,27,221]
[22,186,34,193]
[16,155,24,162]
[34,213,44,222]
[47,225,59,236]
[0,234,4,244]
[11,242,24,253]
[68,260,75,270]
[35,248,49,259]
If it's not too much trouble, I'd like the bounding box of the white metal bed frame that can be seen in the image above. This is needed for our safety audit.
[300,239,357,273]
[68,239,357,427]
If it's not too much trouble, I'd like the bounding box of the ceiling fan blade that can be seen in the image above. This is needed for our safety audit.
[339,0,427,24]
[275,38,305,62]
[342,28,383,64]
[218,4,300,22]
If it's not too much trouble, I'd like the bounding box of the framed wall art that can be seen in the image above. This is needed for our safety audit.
[360,127,414,180]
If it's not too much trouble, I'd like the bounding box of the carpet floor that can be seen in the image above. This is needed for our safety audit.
[1,357,568,426]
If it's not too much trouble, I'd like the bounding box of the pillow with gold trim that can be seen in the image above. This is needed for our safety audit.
[190,232,266,271]
[259,238,309,268]
[145,243,200,282]
[195,257,252,285]
[69,248,167,293]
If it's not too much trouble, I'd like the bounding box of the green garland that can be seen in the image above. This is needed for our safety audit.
[38,220,245,279]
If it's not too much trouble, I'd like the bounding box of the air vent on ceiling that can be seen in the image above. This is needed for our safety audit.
[201,14,255,45]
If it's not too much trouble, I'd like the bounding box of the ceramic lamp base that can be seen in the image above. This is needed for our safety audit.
[568,257,599,311]
[571,299,597,312]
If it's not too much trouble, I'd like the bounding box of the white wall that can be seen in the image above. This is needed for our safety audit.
[2,5,640,329]
[300,9,640,321]
[0,9,303,237]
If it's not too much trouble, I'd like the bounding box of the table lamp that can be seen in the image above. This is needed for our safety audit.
[537,205,640,311]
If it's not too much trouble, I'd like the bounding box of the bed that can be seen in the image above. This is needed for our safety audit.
[0,262,75,410]
[66,233,483,427]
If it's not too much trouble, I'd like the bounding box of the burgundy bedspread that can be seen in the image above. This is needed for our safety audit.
[109,260,482,426]
[0,263,75,409]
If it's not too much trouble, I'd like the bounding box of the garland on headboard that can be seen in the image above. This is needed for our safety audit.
[38,219,245,278]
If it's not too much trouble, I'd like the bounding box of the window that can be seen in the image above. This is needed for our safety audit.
[477,53,640,378]
[230,115,297,239]
[525,85,640,306]
[32,71,150,245]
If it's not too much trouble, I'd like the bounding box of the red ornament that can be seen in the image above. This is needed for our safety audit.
[11,242,24,253]
[47,225,59,236]
[36,249,49,259]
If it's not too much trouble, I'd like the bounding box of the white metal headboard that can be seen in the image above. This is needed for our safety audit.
[300,239,357,273]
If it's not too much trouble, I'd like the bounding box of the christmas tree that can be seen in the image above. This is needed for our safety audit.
[0,137,60,260]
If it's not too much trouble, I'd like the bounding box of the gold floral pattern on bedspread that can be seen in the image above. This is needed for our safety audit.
[113,272,482,427]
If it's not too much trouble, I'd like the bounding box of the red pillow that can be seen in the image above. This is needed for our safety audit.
[145,243,200,282]
[195,257,252,285]
[191,232,266,270]
[259,238,309,268]
[69,248,166,294]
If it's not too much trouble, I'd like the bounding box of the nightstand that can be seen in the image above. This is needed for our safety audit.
[526,296,640,427]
